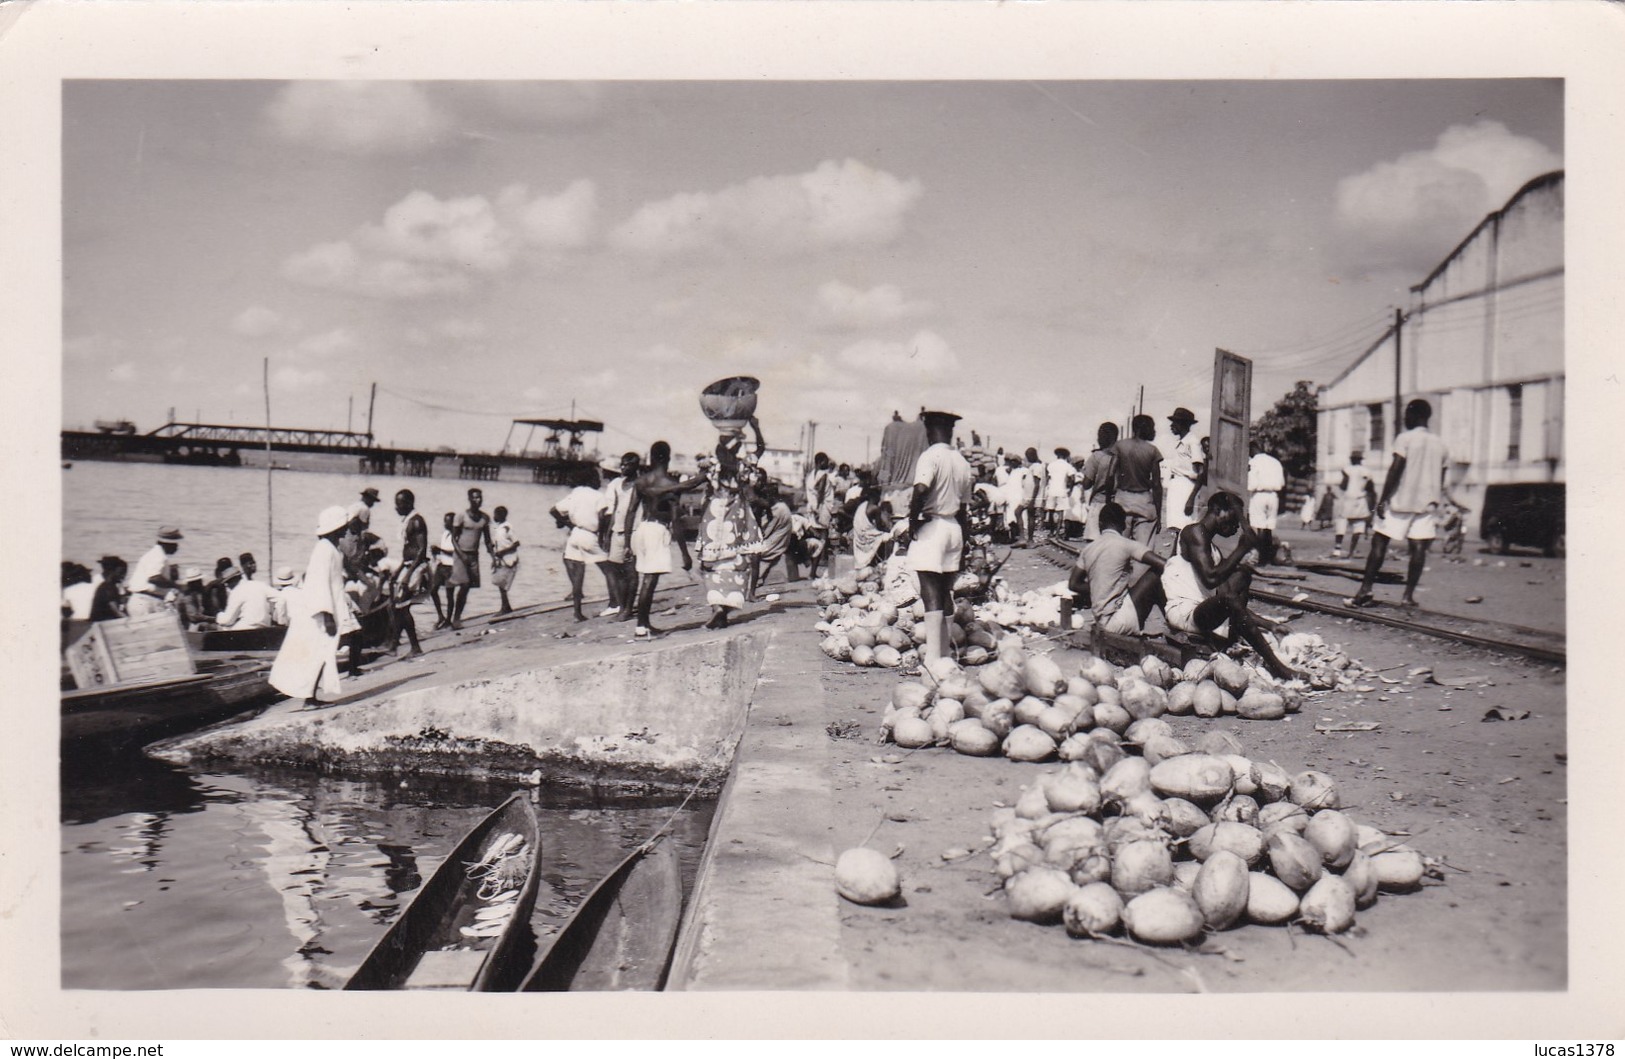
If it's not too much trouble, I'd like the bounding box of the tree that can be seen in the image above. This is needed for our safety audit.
[1252,381,1318,480]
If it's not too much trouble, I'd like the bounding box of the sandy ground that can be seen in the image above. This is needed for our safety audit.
[821,547,1568,992]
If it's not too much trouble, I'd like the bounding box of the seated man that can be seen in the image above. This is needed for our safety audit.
[1069,501,1166,634]
[1162,491,1301,680]
[215,561,286,629]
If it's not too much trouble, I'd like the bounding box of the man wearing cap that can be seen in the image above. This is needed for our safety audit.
[905,410,974,665]
[127,526,183,617]
[1164,407,1205,543]
[1107,415,1164,548]
[271,505,362,706]
[352,487,380,528]
[216,561,286,629]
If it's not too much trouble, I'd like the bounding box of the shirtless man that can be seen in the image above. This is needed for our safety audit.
[386,489,428,658]
[448,488,495,629]
[628,441,707,638]
[1108,415,1164,548]
[1162,491,1300,680]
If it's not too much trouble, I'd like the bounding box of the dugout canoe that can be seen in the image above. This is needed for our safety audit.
[61,655,277,751]
[346,793,543,992]
[520,833,683,992]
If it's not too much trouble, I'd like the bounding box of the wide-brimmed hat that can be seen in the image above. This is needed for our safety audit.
[1169,407,1198,425]
[156,526,184,542]
[600,461,622,477]
[315,505,351,535]
[360,487,380,501]
[219,563,243,583]
[179,565,204,584]
[272,565,298,588]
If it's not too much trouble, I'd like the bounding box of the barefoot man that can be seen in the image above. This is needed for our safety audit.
[904,410,974,665]
[628,441,707,638]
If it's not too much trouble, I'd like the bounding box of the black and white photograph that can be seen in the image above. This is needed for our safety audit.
[3,0,1621,1043]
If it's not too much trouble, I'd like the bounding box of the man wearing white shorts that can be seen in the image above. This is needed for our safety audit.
[1164,408,1204,539]
[906,411,974,664]
[1069,502,1166,635]
[552,485,608,622]
[627,440,706,637]
[1246,439,1285,564]
[1348,399,1456,609]
[1331,451,1376,559]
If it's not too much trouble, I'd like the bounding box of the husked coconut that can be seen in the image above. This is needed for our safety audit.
[1052,693,1091,723]
[1340,849,1380,909]
[1266,831,1324,892]
[1372,849,1426,892]
[1065,678,1100,706]
[835,848,900,905]
[1063,882,1124,937]
[1236,689,1286,721]
[1118,790,1171,827]
[1212,794,1260,826]
[1112,840,1174,896]
[1056,733,1093,762]
[1303,809,1358,869]
[962,645,991,666]
[1182,658,1213,683]
[1015,783,1052,820]
[979,660,1028,702]
[1103,814,1169,852]
[928,698,966,743]
[1289,771,1342,810]
[934,673,975,704]
[996,635,1028,667]
[1122,888,1205,945]
[1094,684,1122,707]
[1120,665,1147,684]
[1193,850,1251,930]
[1100,756,1153,804]
[1014,695,1050,727]
[1141,733,1192,766]
[1041,813,1106,854]
[1196,730,1246,757]
[1077,655,1117,687]
[1119,678,1169,720]
[872,644,902,668]
[1257,801,1309,837]
[1068,848,1114,887]
[1189,821,1265,867]
[1218,688,1239,715]
[1171,860,1203,893]
[1079,738,1126,775]
[1092,701,1133,734]
[1223,754,1259,796]
[1251,760,1292,803]
[1036,705,1074,740]
[1043,768,1102,815]
[1211,655,1251,695]
[960,684,992,713]
[1355,824,1391,851]
[1149,753,1235,803]
[1246,871,1300,925]
[1161,798,1212,839]
[1192,680,1224,718]
[1298,875,1356,934]
[1023,654,1069,699]
[994,843,1044,880]
[891,716,934,749]
[1006,867,1076,923]
[851,644,876,667]
[1140,655,1174,689]
[1003,725,1057,763]
[1166,682,1198,716]
[1124,717,1175,746]
[949,719,1000,757]
[982,699,1016,739]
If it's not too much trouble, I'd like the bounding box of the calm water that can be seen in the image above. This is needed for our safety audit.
[62,461,583,610]
[60,461,710,990]
[60,754,713,990]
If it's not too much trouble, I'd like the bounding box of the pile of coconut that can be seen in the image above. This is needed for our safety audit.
[881,640,1309,759]
[1274,631,1377,692]
[972,581,1076,632]
[986,745,1434,942]
[816,586,1011,669]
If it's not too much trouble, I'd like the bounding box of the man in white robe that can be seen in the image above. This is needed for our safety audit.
[269,506,359,707]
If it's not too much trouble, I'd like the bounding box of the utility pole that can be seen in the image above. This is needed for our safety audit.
[366,382,377,442]
[347,395,354,434]
[1393,307,1404,441]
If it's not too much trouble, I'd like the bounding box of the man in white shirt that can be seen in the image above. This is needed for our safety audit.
[1348,398,1458,609]
[1247,439,1287,565]
[551,484,610,623]
[906,411,974,664]
[1044,448,1074,536]
[216,562,286,629]
[599,453,641,619]
[1331,451,1377,559]
[127,526,183,617]
[1164,407,1205,543]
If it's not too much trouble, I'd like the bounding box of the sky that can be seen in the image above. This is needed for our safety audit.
[62,79,1562,466]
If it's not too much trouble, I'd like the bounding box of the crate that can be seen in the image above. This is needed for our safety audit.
[63,611,195,690]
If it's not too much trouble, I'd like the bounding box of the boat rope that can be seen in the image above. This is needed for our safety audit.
[639,770,711,853]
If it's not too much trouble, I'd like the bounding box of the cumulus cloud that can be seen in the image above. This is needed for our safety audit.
[835,330,957,378]
[265,82,452,157]
[231,305,290,339]
[282,182,600,299]
[1335,120,1561,270]
[609,159,923,259]
[815,280,934,329]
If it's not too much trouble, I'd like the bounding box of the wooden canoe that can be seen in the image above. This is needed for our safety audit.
[521,833,683,992]
[346,793,542,992]
[61,655,278,750]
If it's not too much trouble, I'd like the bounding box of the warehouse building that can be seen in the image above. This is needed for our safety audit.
[1316,170,1563,529]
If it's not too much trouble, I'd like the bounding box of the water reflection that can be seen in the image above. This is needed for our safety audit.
[61,761,714,990]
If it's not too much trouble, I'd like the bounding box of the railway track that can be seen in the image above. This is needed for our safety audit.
[1034,537,1565,666]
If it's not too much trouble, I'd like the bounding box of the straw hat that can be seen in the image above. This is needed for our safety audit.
[315,505,351,535]
[272,566,298,588]
[156,526,184,542]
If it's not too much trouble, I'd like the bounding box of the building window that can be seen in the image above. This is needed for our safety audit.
[1507,384,1523,462]
[1367,403,1386,452]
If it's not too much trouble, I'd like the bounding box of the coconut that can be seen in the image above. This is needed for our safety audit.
[1118,790,1171,827]
[1304,809,1358,869]
[1015,783,1052,820]
[1092,701,1133,734]
[949,721,1000,757]
[1089,727,1123,747]
[1266,832,1324,892]
[835,847,900,905]
[872,645,902,668]
[1094,684,1121,707]
[880,705,919,737]
[1005,867,1076,923]
[1189,821,1265,867]
[1218,689,1239,715]
[1077,655,1117,687]
[1193,850,1250,930]
[891,681,932,712]
[1340,850,1380,909]
[1141,733,1193,766]
[1023,654,1069,699]
[1112,840,1174,896]
[959,683,991,712]
[993,842,1045,880]
[1124,717,1175,746]
[1236,689,1287,721]
[890,716,934,749]
[1064,678,1100,706]
[1256,801,1309,836]
[1122,888,1205,945]
[1041,813,1105,853]
[1056,733,1093,762]
[1210,655,1251,696]
[1289,771,1342,810]
[1063,882,1124,937]
[1140,655,1174,689]
[1014,695,1050,727]
[1069,848,1114,887]
[1298,875,1356,934]
[979,660,1028,702]
[847,626,878,650]
[1120,664,1147,684]
[1149,753,1235,803]
[1043,769,1102,815]
[1246,871,1300,925]
[1100,756,1153,804]
[1182,658,1213,683]
[981,699,1015,739]
[1161,798,1212,839]
[1355,824,1391,851]
[1079,738,1126,775]
[1033,705,1073,741]
[1166,682,1197,716]
[850,644,876,667]
[1052,693,1091,723]
[1372,849,1426,892]
[1003,725,1057,763]
[934,672,975,703]
[1212,794,1260,826]
[1171,860,1203,893]
[1192,680,1224,718]
[1118,678,1169,720]
[1251,760,1292,803]
[961,645,991,666]
[1222,755,1259,796]
[1196,730,1246,757]
[928,699,966,744]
